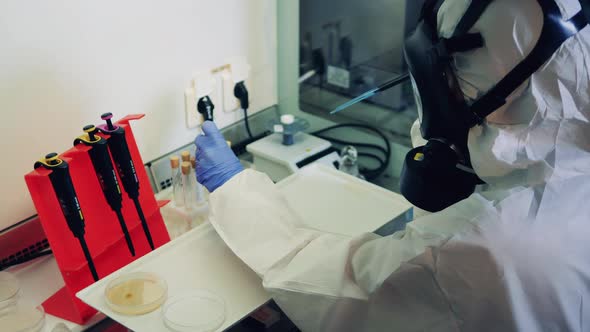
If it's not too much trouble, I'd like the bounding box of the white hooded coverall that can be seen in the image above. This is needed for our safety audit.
[208,0,590,330]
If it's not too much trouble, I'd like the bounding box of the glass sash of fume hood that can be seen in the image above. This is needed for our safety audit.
[299,0,424,115]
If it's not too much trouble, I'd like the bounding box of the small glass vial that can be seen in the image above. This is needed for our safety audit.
[190,157,207,205]
[170,156,184,207]
[339,146,364,179]
[181,161,194,211]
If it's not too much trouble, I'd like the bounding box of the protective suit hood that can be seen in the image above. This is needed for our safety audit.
[433,0,590,189]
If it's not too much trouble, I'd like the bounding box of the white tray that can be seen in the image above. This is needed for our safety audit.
[77,223,271,332]
[277,164,411,236]
[77,164,411,331]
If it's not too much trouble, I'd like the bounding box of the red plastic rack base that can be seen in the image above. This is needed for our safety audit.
[25,114,171,324]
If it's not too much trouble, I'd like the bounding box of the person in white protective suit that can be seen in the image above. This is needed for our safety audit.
[194,0,590,330]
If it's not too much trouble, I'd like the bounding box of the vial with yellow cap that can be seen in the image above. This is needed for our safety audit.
[180,151,191,163]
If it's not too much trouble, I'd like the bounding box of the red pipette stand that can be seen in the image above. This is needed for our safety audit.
[24,114,170,324]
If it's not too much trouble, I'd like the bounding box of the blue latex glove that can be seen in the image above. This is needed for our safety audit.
[194,121,244,192]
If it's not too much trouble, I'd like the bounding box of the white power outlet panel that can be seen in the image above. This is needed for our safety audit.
[222,69,240,113]
[185,58,261,132]
[222,56,251,113]
[184,87,202,129]
[211,74,225,115]
[185,71,223,129]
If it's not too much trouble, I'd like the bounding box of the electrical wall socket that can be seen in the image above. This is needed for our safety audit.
[184,87,202,129]
[227,56,251,83]
[208,73,223,118]
[193,72,216,99]
[222,56,251,113]
[185,57,251,126]
[185,71,221,128]
[222,69,240,113]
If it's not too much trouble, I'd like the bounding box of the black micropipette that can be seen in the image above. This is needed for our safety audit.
[97,113,155,250]
[34,153,99,281]
[330,73,410,114]
[74,125,136,256]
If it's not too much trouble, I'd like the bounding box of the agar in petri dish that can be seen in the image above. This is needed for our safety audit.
[0,305,45,332]
[0,272,20,310]
[163,290,226,332]
[105,272,168,316]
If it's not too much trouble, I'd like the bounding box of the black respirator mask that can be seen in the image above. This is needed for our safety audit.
[331,0,587,212]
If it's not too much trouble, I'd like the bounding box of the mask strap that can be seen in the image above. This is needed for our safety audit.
[439,33,484,54]
[469,1,587,123]
[452,0,495,37]
[421,0,446,28]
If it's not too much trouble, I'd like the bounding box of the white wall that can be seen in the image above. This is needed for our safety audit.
[0,0,278,230]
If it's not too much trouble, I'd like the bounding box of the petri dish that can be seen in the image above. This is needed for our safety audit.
[0,304,45,332]
[0,272,20,310]
[104,272,167,316]
[162,290,226,332]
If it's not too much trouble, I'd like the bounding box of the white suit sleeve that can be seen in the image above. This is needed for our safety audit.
[208,170,491,331]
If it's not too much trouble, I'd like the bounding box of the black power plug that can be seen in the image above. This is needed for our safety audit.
[234,81,253,138]
[197,96,215,122]
[233,81,249,110]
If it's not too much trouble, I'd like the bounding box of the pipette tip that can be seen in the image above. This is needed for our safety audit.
[133,198,155,250]
[329,73,410,115]
[78,237,99,282]
[115,209,136,256]
[330,90,377,115]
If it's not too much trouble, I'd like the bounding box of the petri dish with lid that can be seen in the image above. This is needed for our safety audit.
[104,272,167,316]
[162,290,226,332]
[0,304,45,332]
[0,272,20,310]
